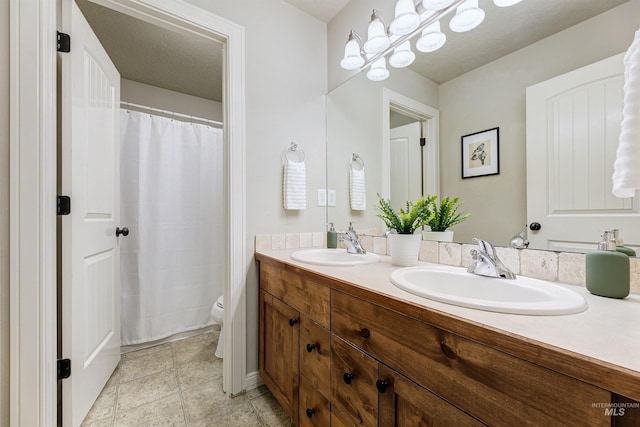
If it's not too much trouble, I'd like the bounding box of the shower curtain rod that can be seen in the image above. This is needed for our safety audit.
[120,101,223,127]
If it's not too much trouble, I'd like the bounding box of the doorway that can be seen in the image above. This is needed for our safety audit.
[10,0,246,425]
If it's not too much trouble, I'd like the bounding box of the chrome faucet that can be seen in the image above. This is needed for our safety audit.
[339,229,367,254]
[467,238,516,279]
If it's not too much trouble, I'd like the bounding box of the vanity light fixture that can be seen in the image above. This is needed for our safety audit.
[416,20,446,53]
[389,40,416,68]
[366,56,390,81]
[422,0,456,11]
[449,0,485,32]
[340,0,524,81]
[340,31,365,70]
[493,0,523,6]
[389,0,421,35]
[364,10,391,54]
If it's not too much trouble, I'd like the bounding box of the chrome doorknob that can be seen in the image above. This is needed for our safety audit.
[116,227,129,237]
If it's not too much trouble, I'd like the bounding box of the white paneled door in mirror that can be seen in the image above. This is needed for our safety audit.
[527,53,638,252]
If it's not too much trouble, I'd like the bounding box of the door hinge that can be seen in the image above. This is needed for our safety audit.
[57,32,70,53]
[57,359,71,380]
[420,137,426,147]
[57,195,71,215]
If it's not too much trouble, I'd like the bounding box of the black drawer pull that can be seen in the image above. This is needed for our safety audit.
[440,342,456,359]
[288,318,298,327]
[376,379,389,394]
[306,343,316,353]
[306,408,316,419]
[343,372,355,384]
[360,328,371,338]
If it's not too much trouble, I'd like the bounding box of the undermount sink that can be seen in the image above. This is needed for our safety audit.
[390,265,587,315]
[291,248,381,266]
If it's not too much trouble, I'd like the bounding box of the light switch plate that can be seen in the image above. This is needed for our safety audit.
[327,189,336,207]
[317,189,327,207]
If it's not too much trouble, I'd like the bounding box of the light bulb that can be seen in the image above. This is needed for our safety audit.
[421,0,456,10]
[389,41,415,68]
[416,21,446,52]
[390,0,420,35]
[367,57,389,81]
[493,0,523,6]
[364,10,390,54]
[340,32,364,70]
[449,0,485,33]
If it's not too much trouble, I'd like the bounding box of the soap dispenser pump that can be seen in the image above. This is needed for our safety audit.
[610,228,636,256]
[586,230,630,299]
[327,223,337,249]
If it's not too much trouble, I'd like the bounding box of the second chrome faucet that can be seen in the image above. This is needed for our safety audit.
[467,238,516,279]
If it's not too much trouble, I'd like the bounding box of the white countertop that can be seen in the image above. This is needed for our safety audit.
[257,248,640,375]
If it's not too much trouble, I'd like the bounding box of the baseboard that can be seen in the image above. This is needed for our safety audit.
[244,370,263,392]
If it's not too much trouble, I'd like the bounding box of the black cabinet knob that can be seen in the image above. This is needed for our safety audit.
[343,372,355,384]
[306,408,315,419]
[529,222,541,231]
[376,379,390,394]
[116,227,129,237]
[306,343,316,353]
[360,328,371,338]
[288,318,298,327]
[440,342,456,359]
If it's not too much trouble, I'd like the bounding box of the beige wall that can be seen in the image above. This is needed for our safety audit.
[0,0,9,422]
[439,1,640,246]
[184,0,327,377]
[121,79,223,122]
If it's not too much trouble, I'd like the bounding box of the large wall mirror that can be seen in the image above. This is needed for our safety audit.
[326,0,640,251]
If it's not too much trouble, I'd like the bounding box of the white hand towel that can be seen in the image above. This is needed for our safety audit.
[350,168,366,211]
[613,29,640,198]
[283,159,306,210]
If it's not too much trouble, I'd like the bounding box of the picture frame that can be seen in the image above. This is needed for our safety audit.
[461,127,499,179]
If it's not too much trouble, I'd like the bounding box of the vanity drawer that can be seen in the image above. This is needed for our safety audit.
[300,315,331,399]
[299,376,331,427]
[260,262,330,328]
[331,290,610,427]
[331,336,378,427]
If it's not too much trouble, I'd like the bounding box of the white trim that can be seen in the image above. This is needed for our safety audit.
[10,0,247,424]
[243,370,264,393]
[381,88,440,199]
[9,0,58,425]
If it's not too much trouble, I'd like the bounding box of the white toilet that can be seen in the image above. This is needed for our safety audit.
[210,295,224,358]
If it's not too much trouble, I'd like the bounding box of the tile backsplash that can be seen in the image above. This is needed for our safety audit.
[255,232,640,295]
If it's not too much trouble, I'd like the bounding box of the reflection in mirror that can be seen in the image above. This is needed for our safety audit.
[326,1,640,252]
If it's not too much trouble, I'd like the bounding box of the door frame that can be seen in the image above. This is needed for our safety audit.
[381,88,440,199]
[9,0,247,424]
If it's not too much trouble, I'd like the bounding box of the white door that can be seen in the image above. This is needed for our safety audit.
[390,121,422,205]
[526,53,639,251]
[60,1,121,426]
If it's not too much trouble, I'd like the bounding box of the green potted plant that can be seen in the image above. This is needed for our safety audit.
[422,196,471,242]
[376,194,435,266]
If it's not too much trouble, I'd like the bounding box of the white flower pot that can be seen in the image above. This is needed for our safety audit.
[422,230,454,242]
[388,233,422,266]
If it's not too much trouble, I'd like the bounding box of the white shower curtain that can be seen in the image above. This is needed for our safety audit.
[120,110,224,345]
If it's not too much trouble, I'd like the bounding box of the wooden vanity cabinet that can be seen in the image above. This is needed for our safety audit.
[257,256,639,426]
[259,290,300,423]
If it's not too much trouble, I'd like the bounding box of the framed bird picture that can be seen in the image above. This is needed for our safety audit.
[461,127,499,179]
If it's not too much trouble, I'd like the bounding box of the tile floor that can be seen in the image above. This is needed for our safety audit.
[80,330,293,426]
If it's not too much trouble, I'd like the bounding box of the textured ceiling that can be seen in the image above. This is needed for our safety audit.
[77,0,223,102]
[75,0,629,101]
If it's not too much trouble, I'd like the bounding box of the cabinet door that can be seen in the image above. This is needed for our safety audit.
[378,365,485,427]
[299,376,331,427]
[331,336,378,426]
[259,290,299,423]
[300,315,331,399]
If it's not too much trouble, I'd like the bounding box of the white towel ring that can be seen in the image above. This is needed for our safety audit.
[350,153,365,170]
[285,142,305,163]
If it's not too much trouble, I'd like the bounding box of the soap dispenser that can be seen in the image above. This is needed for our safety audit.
[327,223,337,249]
[586,230,630,299]
[610,228,636,256]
